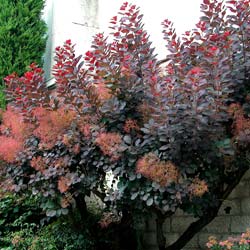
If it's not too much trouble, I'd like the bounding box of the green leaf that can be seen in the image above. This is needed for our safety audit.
[46,210,57,217]
[124,135,132,144]
[131,192,138,200]
[146,198,153,206]
[0,219,6,225]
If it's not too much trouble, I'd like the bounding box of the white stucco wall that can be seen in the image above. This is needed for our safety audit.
[43,0,202,81]
[43,0,99,83]
[98,0,202,59]
[42,0,54,81]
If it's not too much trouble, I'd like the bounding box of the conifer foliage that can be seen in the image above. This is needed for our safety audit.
[1,1,250,250]
[0,0,47,107]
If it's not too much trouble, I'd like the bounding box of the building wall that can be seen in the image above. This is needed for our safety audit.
[144,170,250,250]
[42,0,202,83]
[43,0,99,85]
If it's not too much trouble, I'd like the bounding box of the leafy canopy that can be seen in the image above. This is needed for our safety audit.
[1,1,250,250]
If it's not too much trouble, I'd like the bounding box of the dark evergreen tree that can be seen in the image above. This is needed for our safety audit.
[0,0,47,107]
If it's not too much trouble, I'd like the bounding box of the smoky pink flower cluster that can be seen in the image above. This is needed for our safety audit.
[33,107,76,149]
[189,178,208,197]
[136,153,179,186]
[0,107,30,163]
[95,132,123,161]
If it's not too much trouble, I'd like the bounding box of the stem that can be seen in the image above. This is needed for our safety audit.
[165,209,218,250]
[164,166,248,250]
[92,188,106,203]
[154,210,174,250]
[156,212,167,250]
[157,58,169,66]
[75,194,88,221]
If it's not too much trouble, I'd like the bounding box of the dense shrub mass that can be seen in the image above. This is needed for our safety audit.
[1,1,250,250]
[0,194,94,250]
[0,192,43,249]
